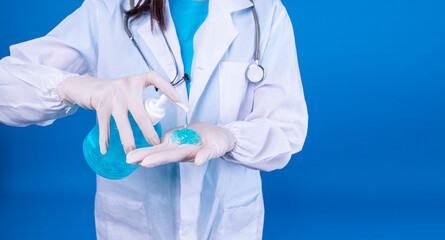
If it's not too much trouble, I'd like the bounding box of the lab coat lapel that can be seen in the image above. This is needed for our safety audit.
[136,2,183,83]
[188,0,253,120]
[135,2,189,126]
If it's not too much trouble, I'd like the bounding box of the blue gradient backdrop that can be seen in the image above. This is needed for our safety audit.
[1,0,444,239]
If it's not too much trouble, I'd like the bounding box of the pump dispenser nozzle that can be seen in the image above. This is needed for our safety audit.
[144,94,188,125]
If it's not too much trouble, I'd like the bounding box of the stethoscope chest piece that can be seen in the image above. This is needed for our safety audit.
[246,63,265,83]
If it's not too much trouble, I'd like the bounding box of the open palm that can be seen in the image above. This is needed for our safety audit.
[126,122,236,168]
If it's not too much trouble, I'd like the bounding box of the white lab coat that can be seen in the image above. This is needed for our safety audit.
[0,0,308,239]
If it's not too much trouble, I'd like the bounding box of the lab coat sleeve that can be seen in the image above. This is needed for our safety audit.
[0,0,99,127]
[223,3,308,172]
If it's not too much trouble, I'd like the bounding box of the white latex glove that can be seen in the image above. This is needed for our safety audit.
[57,71,181,154]
[126,122,236,168]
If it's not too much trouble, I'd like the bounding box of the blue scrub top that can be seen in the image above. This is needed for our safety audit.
[169,0,209,96]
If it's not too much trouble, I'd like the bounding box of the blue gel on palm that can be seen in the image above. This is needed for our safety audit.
[170,128,201,145]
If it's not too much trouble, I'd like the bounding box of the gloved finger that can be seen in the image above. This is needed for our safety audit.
[140,145,201,168]
[143,72,181,102]
[129,103,160,146]
[195,144,220,166]
[97,109,111,155]
[112,108,136,154]
[126,143,169,165]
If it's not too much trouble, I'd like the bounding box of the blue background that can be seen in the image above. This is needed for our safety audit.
[1,0,444,239]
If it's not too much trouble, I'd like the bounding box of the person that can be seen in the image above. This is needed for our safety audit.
[0,0,308,239]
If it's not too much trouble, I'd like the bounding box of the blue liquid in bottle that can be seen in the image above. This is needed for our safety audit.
[83,114,162,180]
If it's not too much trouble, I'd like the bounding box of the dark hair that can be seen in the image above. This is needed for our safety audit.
[126,0,167,30]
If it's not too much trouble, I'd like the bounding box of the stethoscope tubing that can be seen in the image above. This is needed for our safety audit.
[250,0,260,63]
[124,0,262,85]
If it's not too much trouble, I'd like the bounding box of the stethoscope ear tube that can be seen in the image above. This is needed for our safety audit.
[250,0,261,63]
[124,0,135,38]
[123,14,132,39]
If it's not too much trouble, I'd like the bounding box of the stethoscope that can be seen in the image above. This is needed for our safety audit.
[123,0,265,86]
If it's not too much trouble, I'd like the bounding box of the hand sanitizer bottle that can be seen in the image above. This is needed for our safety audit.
[82,93,187,180]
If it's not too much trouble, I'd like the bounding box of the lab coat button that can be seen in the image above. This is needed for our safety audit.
[183,226,191,232]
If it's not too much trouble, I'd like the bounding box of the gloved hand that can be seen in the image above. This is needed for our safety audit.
[57,71,181,154]
[126,122,236,168]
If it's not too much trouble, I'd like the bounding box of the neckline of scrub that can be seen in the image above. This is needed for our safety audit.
[169,0,209,13]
